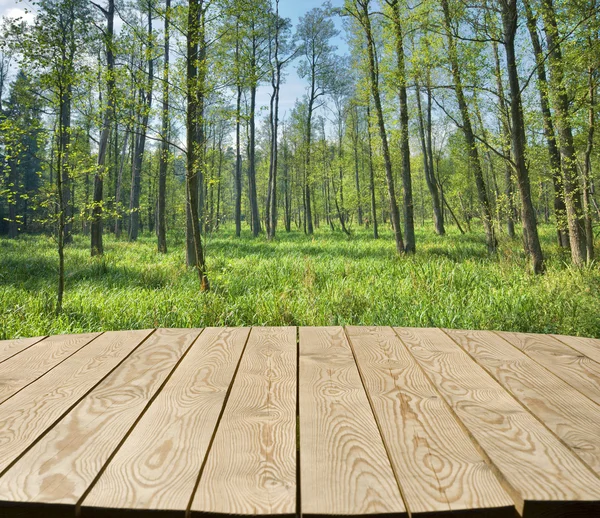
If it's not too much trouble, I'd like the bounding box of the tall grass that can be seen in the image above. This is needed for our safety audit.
[1,224,599,339]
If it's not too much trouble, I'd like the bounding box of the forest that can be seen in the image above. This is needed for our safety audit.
[0,0,599,338]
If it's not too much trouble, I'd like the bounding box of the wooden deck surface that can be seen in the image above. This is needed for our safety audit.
[0,327,599,517]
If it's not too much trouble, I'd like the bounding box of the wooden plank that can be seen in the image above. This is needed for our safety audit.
[189,327,297,518]
[346,326,514,517]
[551,334,600,365]
[0,329,153,476]
[0,333,100,404]
[395,327,600,517]
[80,327,249,517]
[446,329,600,476]
[299,327,407,517]
[498,331,600,405]
[0,328,199,513]
[0,335,46,363]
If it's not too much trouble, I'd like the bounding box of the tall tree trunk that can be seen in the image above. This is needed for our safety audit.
[352,105,363,225]
[416,82,444,235]
[267,1,282,240]
[441,0,496,253]
[583,62,595,262]
[235,85,242,237]
[501,0,545,274]
[283,128,291,232]
[328,119,349,235]
[55,84,69,312]
[337,116,346,227]
[234,23,242,237]
[157,0,170,253]
[186,0,208,290]
[390,0,415,252]
[359,0,403,253]
[129,3,154,242]
[61,85,73,245]
[114,126,130,237]
[541,0,587,264]
[305,95,315,235]
[91,0,115,257]
[215,127,224,231]
[492,41,516,239]
[248,40,261,237]
[523,0,569,248]
[426,82,444,231]
[366,103,378,239]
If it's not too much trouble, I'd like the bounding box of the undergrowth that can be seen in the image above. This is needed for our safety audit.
[1,224,599,339]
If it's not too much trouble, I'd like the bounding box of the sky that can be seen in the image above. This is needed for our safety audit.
[0,0,349,119]
[257,0,348,117]
[0,0,36,22]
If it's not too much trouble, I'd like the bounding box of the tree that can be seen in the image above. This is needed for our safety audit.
[329,56,352,234]
[499,0,544,273]
[129,0,154,242]
[90,0,115,256]
[348,102,364,226]
[7,0,92,310]
[343,0,404,254]
[366,102,379,238]
[157,0,171,253]
[266,1,295,240]
[385,0,415,252]
[440,0,497,254]
[296,6,338,235]
[491,39,516,239]
[415,78,445,235]
[522,0,569,249]
[186,0,209,290]
[1,71,43,238]
[540,0,588,265]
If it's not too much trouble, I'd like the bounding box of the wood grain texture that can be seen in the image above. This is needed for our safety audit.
[0,329,152,476]
[0,333,100,404]
[0,336,46,364]
[81,327,249,516]
[299,327,406,517]
[190,327,297,517]
[551,334,600,365]
[498,331,600,405]
[446,329,600,476]
[0,328,199,512]
[395,327,600,517]
[346,326,513,517]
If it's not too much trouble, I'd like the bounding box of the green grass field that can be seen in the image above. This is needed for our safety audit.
[1,224,599,339]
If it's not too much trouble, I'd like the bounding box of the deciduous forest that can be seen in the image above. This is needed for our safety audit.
[0,0,599,338]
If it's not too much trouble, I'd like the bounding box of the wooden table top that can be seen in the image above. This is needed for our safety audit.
[0,327,599,517]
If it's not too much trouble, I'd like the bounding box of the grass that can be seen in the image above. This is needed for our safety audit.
[1,224,599,339]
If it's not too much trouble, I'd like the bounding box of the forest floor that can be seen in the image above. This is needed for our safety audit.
[1,224,599,339]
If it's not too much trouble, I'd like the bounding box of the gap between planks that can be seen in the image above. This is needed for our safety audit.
[78,328,249,517]
[0,329,155,480]
[188,327,297,518]
[496,331,600,406]
[0,333,103,405]
[299,327,407,517]
[443,328,600,477]
[394,327,600,517]
[0,335,47,364]
[345,326,514,517]
[0,328,203,513]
